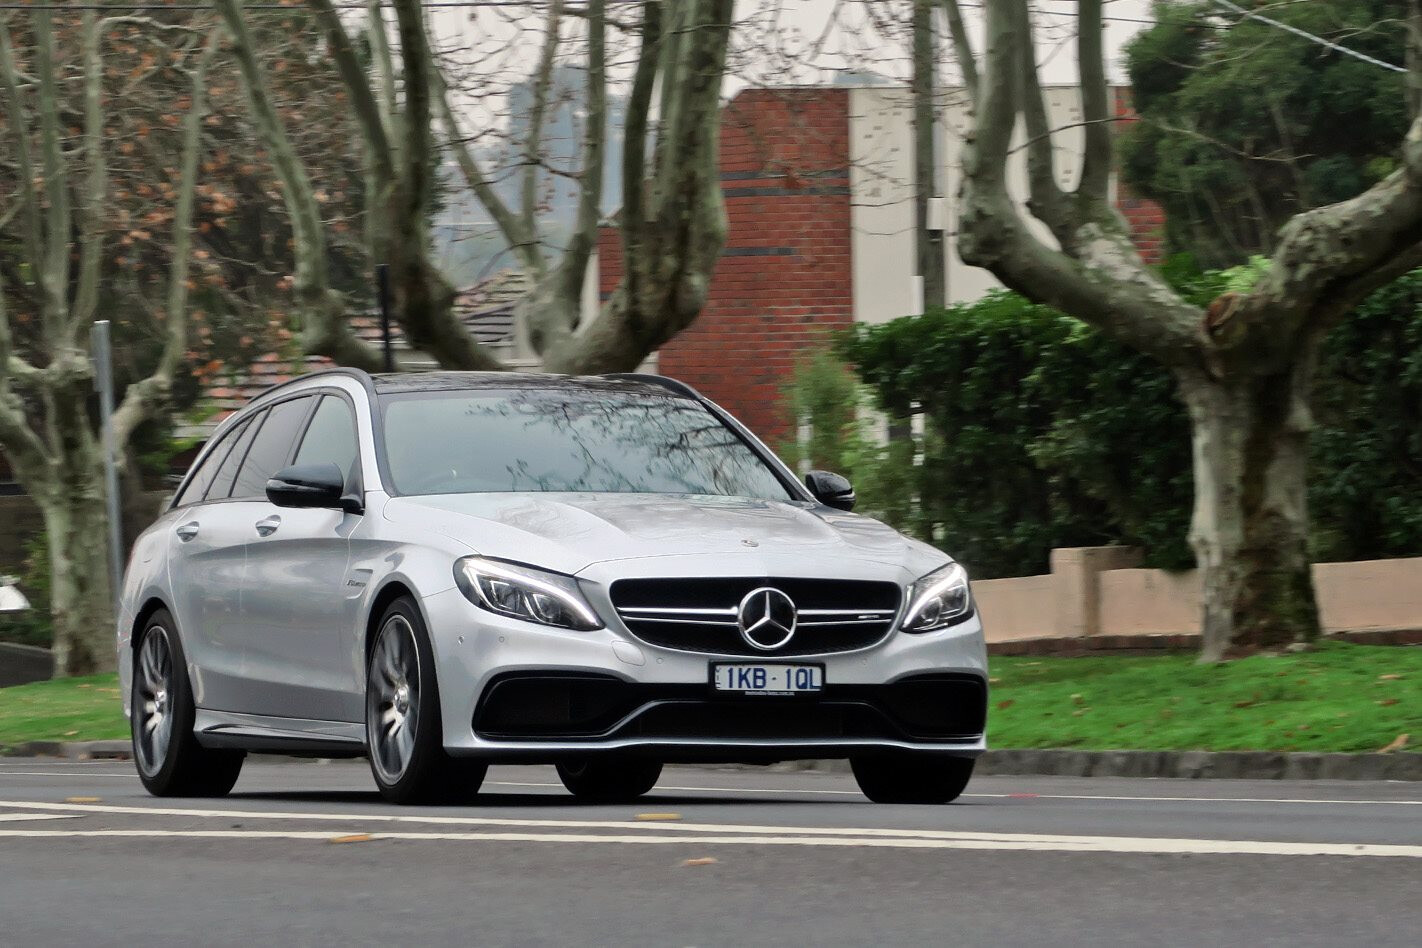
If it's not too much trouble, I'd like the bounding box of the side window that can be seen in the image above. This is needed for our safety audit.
[229,396,315,500]
[173,418,244,507]
[206,411,263,501]
[293,395,360,481]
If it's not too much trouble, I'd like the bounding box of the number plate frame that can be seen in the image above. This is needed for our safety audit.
[709,663,825,696]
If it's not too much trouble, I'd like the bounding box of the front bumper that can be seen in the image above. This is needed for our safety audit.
[421,586,989,764]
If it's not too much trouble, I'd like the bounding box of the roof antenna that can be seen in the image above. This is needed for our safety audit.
[376,263,395,373]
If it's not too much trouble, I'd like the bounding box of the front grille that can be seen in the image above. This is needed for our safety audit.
[609,577,902,656]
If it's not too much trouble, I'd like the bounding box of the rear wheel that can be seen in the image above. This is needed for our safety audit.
[131,610,245,797]
[366,597,487,804]
[850,753,975,804]
[556,759,663,803]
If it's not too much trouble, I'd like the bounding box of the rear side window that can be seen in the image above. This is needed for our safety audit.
[293,395,359,481]
[173,418,245,507]
[206,412,263,500]
[229,396,315,500]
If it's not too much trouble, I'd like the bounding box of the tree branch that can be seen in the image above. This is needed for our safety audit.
[71,11,106,333]
[1076,0,1112,201]
[1013,0,1071,242]
[619,0,662,303]
[0,21,54,339]
[547,0,732,374]
[1224,1,1422,355]
[555,0,606,312]
[111,28,221,450]
[523,0,564,237]
[955,0,1199,363]
[434,65,543,273]
[215,0,382,371]
[34,9,72,346]
[307,0,395,187]
[940,0,978,103]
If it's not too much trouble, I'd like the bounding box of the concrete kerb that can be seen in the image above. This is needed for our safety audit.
[3,741,1421,781]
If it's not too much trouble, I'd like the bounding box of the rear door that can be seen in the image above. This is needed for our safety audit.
[237,392,361,721]
[166,414,259,712]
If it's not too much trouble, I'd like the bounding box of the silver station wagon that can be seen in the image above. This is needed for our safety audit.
[118,370,988,804]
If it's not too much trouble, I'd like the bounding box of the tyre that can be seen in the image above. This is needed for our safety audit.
[131,609,245,797]
[556,759,663,803]
[850,753,975,804]
[366,596,487,804]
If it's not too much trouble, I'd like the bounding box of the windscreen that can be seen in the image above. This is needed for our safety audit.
[380,388,793,500]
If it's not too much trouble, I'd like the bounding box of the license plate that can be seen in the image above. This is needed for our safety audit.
[712,663,823,694]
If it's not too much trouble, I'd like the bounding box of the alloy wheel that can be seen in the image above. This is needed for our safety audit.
[134,626,175,776]
[368,614,422,784]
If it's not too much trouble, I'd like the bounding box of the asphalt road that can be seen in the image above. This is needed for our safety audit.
[2,759,1421,946]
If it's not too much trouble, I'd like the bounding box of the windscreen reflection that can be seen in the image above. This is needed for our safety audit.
[380,389,793,500]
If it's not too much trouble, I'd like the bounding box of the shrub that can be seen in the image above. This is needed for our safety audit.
[814,267,1422,578]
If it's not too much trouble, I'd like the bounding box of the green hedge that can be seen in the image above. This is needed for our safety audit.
[814,268,1422,579]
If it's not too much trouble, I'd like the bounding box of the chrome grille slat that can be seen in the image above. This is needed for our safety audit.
[609,577,902,657]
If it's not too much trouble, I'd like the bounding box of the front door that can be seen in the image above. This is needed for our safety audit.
[237,392,363,721]
[166,415,258,712]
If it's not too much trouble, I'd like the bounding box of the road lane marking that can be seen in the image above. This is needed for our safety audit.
[0,827,1418,858]
[0,813,81,822]
[2,799,1418,857]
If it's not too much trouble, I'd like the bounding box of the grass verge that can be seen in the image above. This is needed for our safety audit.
[0,673,128,748]
[989,641,1420,754]
[0,642,1417,753]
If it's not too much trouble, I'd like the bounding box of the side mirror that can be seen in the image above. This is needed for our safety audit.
[266,463,362,514]
[805,470,856,512]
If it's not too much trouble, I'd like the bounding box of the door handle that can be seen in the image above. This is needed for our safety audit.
[175,522,199,542]
[255,516,281,537]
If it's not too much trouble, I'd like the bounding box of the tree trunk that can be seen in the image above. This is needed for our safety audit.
[1179,358,1322,662]
[39,483,115,676]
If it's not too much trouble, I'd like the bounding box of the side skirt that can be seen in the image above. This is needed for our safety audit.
[193,708,367,758]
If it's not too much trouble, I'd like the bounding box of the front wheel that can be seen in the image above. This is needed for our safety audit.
[850,754,975,804]
[365,597,487,804]
[131,611,244,797]
[556,759,663,803]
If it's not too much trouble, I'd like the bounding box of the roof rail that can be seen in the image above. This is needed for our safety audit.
[601,372,703,399]
[246,366,377,405]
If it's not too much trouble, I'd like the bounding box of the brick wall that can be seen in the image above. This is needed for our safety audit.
[599,84,1168,445]
[1113,86,1167,265]
[601,88,854,446]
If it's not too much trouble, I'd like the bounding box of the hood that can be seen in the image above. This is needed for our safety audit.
[382,492,946,578]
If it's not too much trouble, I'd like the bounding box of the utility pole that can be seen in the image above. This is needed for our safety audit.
[91,321,123,611]
[912,0,945,311]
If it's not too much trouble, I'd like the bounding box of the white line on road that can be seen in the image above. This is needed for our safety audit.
[489,780,1422,806]
[0,813,81,822]
[0,826,1418,858]
[1,798,1416,858]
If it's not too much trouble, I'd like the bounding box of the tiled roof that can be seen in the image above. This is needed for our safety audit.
[181,269,530,438]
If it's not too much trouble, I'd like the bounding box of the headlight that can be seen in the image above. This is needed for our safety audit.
[901,562,972,632]
[454,556,602,631]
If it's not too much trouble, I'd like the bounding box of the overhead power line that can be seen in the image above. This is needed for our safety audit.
[1212,0,1407,74]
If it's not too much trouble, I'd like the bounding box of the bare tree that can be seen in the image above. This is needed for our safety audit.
[945,1,1422,659]
[0,11,218,674]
